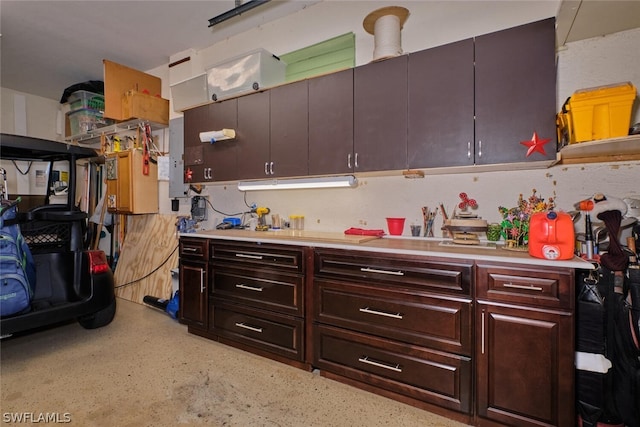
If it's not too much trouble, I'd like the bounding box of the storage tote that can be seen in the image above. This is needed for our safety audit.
[566,82,636,144]
[206,49,286,102]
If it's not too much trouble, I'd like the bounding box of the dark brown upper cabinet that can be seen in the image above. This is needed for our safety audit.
[354,55,408,172]
[408,38,475,168]
[409,18,556,168]
[236,91,271,180]
[308,68,354,176]
[269,79,309,177]
[474,17,557,165]
[206,98,238,182]
[182,98,238,183]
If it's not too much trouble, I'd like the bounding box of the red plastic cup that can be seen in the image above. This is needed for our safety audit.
[386,217,406,236]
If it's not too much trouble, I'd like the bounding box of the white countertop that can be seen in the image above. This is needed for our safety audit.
[182,229,594,270]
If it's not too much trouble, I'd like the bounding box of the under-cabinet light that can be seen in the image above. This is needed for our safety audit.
[237,176,358,191]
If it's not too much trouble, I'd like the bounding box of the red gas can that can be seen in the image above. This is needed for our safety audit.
[528,211,575,260]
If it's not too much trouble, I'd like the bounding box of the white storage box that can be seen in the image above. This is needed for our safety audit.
[206,49,286,101]
[170,74,210,112]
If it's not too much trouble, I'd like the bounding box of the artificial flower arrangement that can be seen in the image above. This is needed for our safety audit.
[498,189,555,248]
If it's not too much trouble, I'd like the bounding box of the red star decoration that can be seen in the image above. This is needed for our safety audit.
[185,167,193,182]
[520,132,552,157]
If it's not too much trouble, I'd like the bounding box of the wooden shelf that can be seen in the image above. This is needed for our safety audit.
[558,134,640,164]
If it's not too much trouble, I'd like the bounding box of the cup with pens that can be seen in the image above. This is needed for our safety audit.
[422,206,437,237]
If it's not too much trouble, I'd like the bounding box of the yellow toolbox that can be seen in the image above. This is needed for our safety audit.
[559,82,636,144]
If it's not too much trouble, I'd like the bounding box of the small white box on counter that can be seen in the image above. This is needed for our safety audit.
[206,48,286,101]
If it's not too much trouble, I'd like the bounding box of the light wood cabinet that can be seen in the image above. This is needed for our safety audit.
[105,149,157,214]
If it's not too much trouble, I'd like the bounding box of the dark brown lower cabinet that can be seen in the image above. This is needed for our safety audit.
[312,248,474,418]
[207,241,309,368]
[475,303,574,427]
[314,324,472,413]
[179,238,208,331]
[179,238,581,427]
[475,262,575,427]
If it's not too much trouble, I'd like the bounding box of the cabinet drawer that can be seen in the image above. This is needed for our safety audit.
[477,262,574,310]
[212,241,304,273]
[314,249,472,295]
[180,238,208,260]
[315,279,471,355]
[314,324,471,414]
[212,301,304,362]
[213,266,303,316]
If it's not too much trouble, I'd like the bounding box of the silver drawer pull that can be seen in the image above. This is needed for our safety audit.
[360,267,404,276]
[234,322,263,333]
[359,307,403,319]
[235,253,263,260]
[503,282,543,292]
[236,283,264,292]
[358,356,402,373]
[183,247,198,252]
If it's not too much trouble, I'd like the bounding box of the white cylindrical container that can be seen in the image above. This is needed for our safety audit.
[363,6,409,61]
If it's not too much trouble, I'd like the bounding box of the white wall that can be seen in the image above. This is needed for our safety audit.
[0,88,61,140]
[557,27,640,123]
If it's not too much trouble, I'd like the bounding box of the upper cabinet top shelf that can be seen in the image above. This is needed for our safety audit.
[557,134,640,164]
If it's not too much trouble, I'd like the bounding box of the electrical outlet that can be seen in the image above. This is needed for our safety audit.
[191,196,207,222]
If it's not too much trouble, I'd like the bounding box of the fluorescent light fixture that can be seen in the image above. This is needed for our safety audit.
[238,176,357,191]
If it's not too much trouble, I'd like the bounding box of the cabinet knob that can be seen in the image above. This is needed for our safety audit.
[269,161,274,175]
[264,162,269,175]
[478,140,483,158]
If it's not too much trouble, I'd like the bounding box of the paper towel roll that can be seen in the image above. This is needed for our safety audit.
[199,128,236,143]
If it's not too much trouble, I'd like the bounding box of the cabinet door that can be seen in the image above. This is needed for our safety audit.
[236,91,271,179]
[204,98,238,182]
[116,151,132,212]
[354,55,408,172]
[476,302,574,427]
[269,80,309,177]
[408,39,474,168]
[183,103,210,183]
[309,68,354,175]
[179,260,207,329]
[475,17,556,165]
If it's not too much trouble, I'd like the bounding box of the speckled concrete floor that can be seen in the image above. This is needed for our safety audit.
[1,298,471,427]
